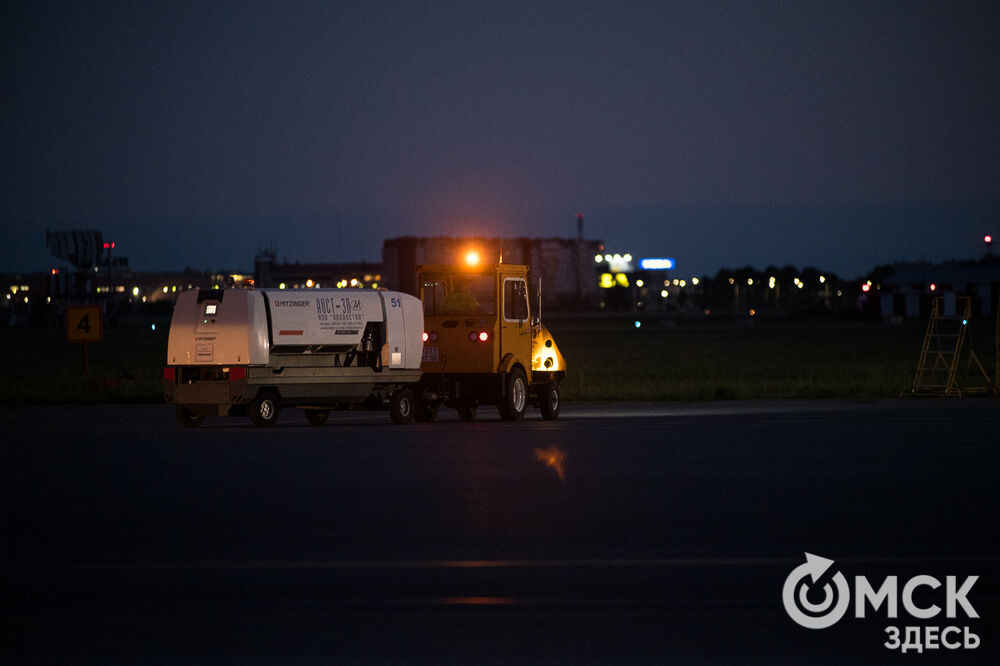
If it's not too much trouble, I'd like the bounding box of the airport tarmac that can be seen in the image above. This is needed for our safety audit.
[2,400,997,663]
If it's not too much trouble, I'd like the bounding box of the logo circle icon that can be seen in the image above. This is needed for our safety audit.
[782,553,850,629]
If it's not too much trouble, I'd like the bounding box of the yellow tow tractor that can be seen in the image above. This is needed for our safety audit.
[415,257,566,421]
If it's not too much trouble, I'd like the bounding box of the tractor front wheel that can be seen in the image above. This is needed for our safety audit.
[539,382,560,420]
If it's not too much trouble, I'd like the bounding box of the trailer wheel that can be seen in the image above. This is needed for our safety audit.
[304,409,329,426]
[175,405,204,428]
[457,401,477,422]
[249,391,281,427]
[389,387,415,425]
[499,367,527,421]
[415,402,439,422]
[539,382,560,420]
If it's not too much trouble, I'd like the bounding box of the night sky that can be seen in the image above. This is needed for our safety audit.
[3,1,999,279]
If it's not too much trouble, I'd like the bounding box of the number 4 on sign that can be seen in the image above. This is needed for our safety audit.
[66,306,103,372]
[66,306,103,343]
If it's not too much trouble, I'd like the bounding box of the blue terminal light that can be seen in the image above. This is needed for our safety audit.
[634,320,642,329]
[639,258,675,270]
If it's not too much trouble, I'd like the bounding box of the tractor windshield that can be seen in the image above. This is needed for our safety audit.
[421,274,496,316]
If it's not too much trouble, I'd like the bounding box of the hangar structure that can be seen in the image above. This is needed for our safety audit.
[881,261,1000,319]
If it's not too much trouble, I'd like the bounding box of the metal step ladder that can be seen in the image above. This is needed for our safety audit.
[903,296,991,397]
[995,291,1000,391]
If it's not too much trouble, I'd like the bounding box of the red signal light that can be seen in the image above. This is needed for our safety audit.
[103,242,109,249]
[986,235,993,245]
[930,283,937,291]
[422,331,429,342]
[478,331,489,342]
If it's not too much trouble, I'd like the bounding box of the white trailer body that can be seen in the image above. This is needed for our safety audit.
[164,288,424,426]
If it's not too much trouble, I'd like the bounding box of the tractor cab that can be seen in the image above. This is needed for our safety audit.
[416,262,565,421]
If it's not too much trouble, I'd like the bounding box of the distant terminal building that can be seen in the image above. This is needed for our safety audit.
[253,247,382,290]
[3,265,248,328]
[2,229,255,328]
[881,260,1000,319]
[7,229,683,327]
[382,236,604,309]
[7,268,250,307]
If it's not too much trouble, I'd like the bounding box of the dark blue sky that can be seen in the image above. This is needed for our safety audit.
[3,1,999,278]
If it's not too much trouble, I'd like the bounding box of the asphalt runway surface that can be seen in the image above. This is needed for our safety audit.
[2,400,998,664]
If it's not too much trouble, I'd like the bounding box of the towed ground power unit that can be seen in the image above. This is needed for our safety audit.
[163,288,424,426]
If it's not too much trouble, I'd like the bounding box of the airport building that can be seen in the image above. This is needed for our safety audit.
[381,236,605,309]
[253,247,381,291]
[8,229,681,328]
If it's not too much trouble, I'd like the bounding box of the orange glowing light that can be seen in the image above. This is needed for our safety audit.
[464,250,481,267]
[534,445,566,481]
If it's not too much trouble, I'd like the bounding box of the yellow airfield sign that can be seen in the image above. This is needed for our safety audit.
[66,306,103,343]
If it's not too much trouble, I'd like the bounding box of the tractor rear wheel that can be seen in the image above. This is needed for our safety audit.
[457,400,478,421]
[415,401,439,422]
